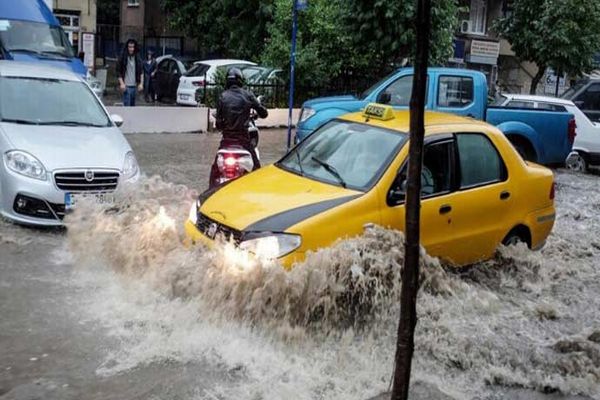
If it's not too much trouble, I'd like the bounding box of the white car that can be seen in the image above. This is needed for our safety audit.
[176,59,256,106]
[494,93,600,172]
[0,61,140,226]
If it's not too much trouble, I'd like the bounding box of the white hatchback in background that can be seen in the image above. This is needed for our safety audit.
[0,61,140,226]
[495,93,600,172]
[176,59,256,106]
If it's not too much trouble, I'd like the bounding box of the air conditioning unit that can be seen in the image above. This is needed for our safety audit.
[460,20,471,34]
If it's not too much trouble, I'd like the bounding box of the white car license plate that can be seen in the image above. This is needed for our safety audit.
[65,192,115,210]
[180,94,190,100]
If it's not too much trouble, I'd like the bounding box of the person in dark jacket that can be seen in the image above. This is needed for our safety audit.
[117,39,143,106]
[210,67,268,186]
[215,68,268,162]
[143,50,157,103]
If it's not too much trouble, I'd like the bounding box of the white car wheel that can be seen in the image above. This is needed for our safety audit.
[566,153,588,173]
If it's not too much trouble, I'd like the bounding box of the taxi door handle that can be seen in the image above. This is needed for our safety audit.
[439,204,452,214]
[500,191,511,200]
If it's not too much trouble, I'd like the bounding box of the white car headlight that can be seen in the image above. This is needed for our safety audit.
[122,151,139,180]
[188,199,200,224]
[4,150,47,180]
[240,233,302,260]
[299,107,316,123]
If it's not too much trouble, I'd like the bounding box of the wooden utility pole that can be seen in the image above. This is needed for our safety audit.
[390,0,431,399]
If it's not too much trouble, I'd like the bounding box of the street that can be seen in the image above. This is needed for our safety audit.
[0,130,599,400]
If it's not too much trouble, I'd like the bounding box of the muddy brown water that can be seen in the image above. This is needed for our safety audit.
[1,131,599,400]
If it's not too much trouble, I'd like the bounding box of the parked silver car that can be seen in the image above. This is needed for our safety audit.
[0,61,140,226]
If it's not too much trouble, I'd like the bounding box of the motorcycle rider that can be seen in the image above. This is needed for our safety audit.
[214,67,268,171]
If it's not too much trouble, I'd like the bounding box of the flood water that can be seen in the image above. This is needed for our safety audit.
[1,132,599,400]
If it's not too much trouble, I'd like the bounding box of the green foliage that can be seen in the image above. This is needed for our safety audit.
[342,0,459,69]
[495,0,600,80]
[160,0,274,59]
[261,0,459,89]
[261,0,356,89]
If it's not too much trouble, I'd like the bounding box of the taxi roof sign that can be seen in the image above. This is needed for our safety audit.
[363,103,395,121]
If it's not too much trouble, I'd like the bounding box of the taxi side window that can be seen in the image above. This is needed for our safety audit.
[388,139,454,206]
[456,133,506,188]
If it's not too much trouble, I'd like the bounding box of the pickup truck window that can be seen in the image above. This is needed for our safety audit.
[381,75,416,106]
[438,76,474,107]
[457,133,505,188]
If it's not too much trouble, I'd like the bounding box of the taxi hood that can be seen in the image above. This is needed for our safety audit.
[199,165,362,232]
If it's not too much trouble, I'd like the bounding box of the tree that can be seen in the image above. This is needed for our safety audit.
[343,0,459,74]
[161,0,275,59]
[495,0,600,94]
[261,0,459,91]
[391,0,430,398]
[261,0,357,89]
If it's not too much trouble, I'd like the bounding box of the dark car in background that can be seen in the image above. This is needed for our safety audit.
[154,55,194,103]
[561,76,600,123]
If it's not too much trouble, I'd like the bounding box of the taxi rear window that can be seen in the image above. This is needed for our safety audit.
[278,120,407,191]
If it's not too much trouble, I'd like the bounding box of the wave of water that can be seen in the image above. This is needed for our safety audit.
[63,171,600,399]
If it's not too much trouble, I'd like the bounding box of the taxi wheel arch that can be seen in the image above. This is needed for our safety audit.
[502,225,532,248]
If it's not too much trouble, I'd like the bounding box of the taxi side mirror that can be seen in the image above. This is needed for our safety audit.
[388,179,407,204]
[377,91,392,104]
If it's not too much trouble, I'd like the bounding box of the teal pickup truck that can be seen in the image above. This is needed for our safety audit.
[296,68,576,165]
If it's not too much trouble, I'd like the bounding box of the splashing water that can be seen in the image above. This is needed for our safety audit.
[64,172,600,399]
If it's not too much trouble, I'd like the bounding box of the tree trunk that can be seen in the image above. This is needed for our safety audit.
[390,0,430,399]
[530,65,546,94]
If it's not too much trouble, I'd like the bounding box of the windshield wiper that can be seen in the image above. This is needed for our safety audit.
[39,50,69,59]
[1,118,39,125]
[311,156,347,188]
[38,121,107,127]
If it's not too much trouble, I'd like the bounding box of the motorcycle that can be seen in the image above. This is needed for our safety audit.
[206,94,264,189]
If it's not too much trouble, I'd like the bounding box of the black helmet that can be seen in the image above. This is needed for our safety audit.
[226,67,244,88]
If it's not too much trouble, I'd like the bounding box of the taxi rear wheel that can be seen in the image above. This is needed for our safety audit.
[502,226,531,248]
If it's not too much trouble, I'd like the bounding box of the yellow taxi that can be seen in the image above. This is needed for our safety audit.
[185,104,556,268]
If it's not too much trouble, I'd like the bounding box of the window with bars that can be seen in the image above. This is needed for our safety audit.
[469,0,487,35]
[127,0,140,6]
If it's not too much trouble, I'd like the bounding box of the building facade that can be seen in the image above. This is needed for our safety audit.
[120,0,195,57]
[51,0,97,55]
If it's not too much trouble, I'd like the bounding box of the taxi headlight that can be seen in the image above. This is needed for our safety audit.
[299,107,316,123]
[4,150,47,180]
[240,233,302,260]
[188,199,200,224]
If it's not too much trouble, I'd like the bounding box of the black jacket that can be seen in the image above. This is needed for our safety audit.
[216,86,268,136]
[117,53,143,85]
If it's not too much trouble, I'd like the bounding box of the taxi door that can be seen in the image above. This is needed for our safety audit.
[380,136,457,259]
[441,132,514,265]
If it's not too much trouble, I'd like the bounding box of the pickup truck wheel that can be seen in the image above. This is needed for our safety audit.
[566,152,588,172]
[510,138,536,162]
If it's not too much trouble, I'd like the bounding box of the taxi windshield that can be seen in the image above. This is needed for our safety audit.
[278,120,407,191]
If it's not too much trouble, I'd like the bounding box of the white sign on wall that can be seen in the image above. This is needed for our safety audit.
[470,40,500,58]
[82,32,95,70]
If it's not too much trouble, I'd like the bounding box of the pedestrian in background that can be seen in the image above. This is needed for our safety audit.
[143,50,157,103]
[117,38,143,106]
